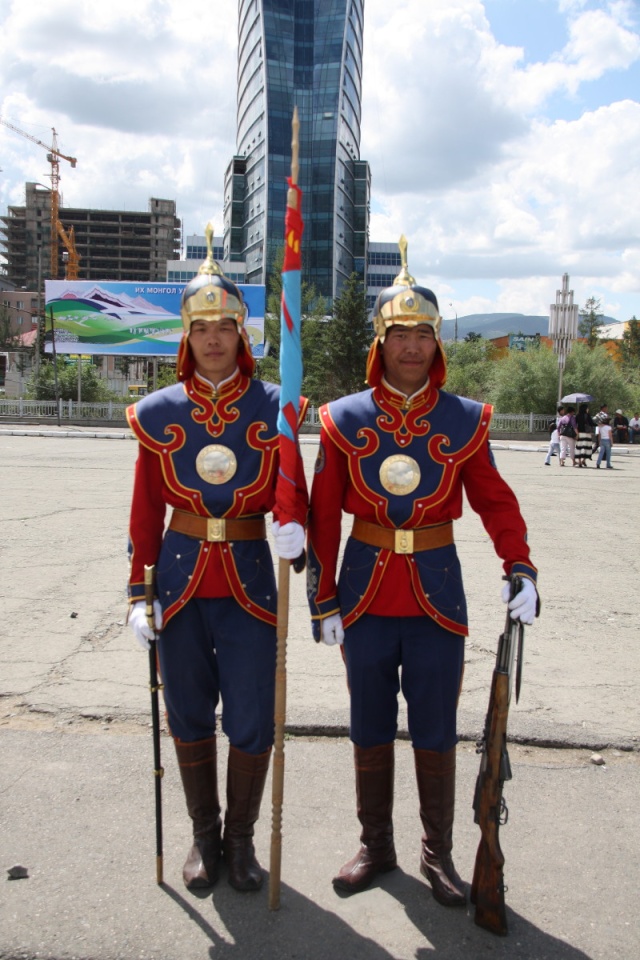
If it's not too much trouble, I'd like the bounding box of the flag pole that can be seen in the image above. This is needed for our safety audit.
[269,106,301,912]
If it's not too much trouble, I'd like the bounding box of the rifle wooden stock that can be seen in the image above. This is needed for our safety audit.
[471,669,510,935]
[471,587,521,937]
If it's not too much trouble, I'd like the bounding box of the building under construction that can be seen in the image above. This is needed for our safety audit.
[1,183,181,289]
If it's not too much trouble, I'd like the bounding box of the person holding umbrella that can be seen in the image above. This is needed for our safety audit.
[575,403,595,467]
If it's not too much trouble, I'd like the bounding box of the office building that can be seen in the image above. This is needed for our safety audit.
[166,235,246,285]
[223,0,369,305]
[366,241,403,312]
[0,183,181,289]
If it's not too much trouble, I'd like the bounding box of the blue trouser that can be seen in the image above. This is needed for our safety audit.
[157,598,276,753]
[596,439,612,467]
[343,613,465,752]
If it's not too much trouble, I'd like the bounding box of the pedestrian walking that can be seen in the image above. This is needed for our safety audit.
[544,405,564,465]
[306,237,538,908]
[557,406,578,466]
[596,417,614,469]
[575,403,595,467]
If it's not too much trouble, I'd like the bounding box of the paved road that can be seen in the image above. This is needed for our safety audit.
[1,429,638,959]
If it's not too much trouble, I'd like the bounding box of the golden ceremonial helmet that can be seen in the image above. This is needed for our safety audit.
[372,235,441,342]
[180,223,247,333]
[366,235,447,389]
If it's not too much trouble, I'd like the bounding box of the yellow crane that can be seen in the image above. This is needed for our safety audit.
[0,117,78,278]
[56,221,81,280]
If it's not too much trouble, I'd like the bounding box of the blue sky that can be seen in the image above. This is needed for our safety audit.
[1,0,638,323]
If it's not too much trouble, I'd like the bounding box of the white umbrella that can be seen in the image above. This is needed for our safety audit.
[561,392,595,404]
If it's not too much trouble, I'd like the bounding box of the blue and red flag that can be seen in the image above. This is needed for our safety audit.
[275,176,304,526]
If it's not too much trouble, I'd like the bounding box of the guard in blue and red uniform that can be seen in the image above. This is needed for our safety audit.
[127,227,307,893]
[307,237,539,907]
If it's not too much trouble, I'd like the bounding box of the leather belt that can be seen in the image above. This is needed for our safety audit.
[351,518,454,555]
[169,509,266,543]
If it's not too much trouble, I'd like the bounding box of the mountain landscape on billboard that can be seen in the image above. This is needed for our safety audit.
[55,284,176,320]
[43,280,267,357]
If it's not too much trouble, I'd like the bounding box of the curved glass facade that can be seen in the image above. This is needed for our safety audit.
[224,0,369,303]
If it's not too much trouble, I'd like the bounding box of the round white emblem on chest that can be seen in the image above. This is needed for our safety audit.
[379,454,421,495]
[195,445,237,484]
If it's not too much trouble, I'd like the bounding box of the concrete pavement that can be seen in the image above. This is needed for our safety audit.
[1,429,639,959]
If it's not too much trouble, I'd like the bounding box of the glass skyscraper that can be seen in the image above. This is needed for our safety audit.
[223,0,370,304]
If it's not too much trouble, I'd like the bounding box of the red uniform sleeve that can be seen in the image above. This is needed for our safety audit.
[461,441,537,584]
[272,442,309,527]
[128,445,167,603]
[307,431,349,619]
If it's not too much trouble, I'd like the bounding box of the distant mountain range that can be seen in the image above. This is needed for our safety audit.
[440,313,619,341]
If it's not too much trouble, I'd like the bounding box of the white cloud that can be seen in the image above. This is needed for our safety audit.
[0,0,638,319]
[362,1,640,316]
[0,0,238,231]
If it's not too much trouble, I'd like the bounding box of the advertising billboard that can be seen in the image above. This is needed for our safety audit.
[509,333,541,352]
[43,281,266,358]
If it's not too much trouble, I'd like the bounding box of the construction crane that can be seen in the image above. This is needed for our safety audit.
[0,117,78,278]
[56,221,81,280]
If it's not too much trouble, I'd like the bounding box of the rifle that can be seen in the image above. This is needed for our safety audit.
[470,575,525,936]
[144,564,164,885]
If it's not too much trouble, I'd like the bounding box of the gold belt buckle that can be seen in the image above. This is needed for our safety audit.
[394,529,414,554]
[206,517,226,542]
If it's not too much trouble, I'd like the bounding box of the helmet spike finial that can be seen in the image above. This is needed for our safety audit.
[371,234,441,341]
[180,223,246,334]
[198,222,223,277]
[394,235,416,287]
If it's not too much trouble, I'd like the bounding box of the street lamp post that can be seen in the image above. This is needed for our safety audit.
[449,303,458,343]
[48,306,62,427]
[548,273,578,403]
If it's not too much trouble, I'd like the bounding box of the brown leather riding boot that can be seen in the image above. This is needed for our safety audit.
[175,737,222,890]
[415,746,466,907]
[332,743,397,894]
[222,745,271,892]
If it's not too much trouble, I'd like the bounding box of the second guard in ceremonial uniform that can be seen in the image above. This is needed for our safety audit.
[127,228,307,893]
[307,238,538,906]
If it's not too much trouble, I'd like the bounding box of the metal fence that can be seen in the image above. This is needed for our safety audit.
[0,399,549,433]
[0,398,129,421]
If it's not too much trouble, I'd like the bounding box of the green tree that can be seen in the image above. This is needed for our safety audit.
[563,341,635,410]
[443,337,498,401]
[619,317,640,370]
[259,248,328,404]
[0,306,23,350]
[151,361,178,391]
[316,272,370,404]
[26,359,119,402]
[488,341,558,413]
[579,296,604,347]
[486,340,635,414]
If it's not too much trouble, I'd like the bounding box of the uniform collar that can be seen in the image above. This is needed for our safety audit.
[379,376,437,410]
[191,367,243,398]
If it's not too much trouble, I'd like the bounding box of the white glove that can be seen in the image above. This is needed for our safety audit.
[501,579,537,625]
[272,520,305,560]
[128,599,163,651]
[320,613,345,646]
